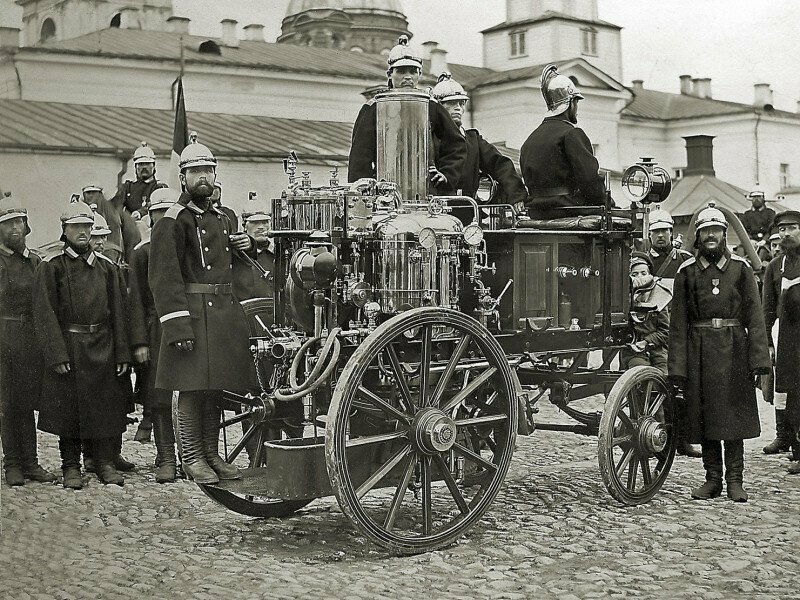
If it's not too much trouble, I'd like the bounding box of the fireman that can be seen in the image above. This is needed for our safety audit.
[739,188,776,243]
[520,64,606,211]
[647,209,693,291]
[431,73,528,216]
[111,141,164,217]
[348,36,466,192]
[82,184,141,265]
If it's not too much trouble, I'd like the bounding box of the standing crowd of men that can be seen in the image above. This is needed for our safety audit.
[1,37,798,504]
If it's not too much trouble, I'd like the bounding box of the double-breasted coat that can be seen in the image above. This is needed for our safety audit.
[0,244,43,414]
[762,251,800,425]
[33,247,131,439]
[148,195,255,392]
[111,178,162,216]
[668,252,771,441]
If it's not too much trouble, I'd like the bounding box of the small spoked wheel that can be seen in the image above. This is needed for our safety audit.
[199,396,312,518]
[325,307,517,554]
[598,366,676,505]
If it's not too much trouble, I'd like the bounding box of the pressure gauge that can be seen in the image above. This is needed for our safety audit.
[463,223,484,246]
[418,227,437,250]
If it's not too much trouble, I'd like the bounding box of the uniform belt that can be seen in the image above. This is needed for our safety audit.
[185,283,232,295]
[529,187,571,197]
[64,322,107,334]
[693,319,742,329]
[0,314,30,323]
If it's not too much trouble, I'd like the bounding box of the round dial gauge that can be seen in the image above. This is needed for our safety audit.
[463,223,484,246]
[418,227,437,250]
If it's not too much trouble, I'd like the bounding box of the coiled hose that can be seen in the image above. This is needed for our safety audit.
[273,327,342,402]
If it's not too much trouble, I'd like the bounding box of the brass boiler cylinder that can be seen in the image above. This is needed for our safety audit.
[375,90,430,204]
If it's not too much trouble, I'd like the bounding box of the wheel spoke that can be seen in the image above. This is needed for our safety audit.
[433,454,469,515]
[250,426,267,468]
[626,454,639,490]
[221,410,257,429]
[419,325,433,408]
[615,447,634,477]
[628,387,641,419]
[452,442,499,473]
[421,455,433,535]
[430,334,472,408]
[384,454,417,531]
[643,380,654,413]
[612,434,633,447]
[356,386,412,425]
[441,367,498,413]
[454,413,508,428]
[641,457,653,486]
[647,393,666,417]
[617,410,634,432]
[226,422,261,464]
[384,344,415,413]
[347,430,408,447]
[356,444,412,499]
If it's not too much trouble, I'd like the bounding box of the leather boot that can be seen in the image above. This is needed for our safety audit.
[113,436,135,472]
[202,397,241,480]
[134,414,153,443]
[691,439,723,499]
[59,437,83,489]
[4,466,25,486]
[724,439,748,502]
[95,438,124,486]
[763,409,792,454]
[152,409,177,484]
[18,409,56,482]
[176,392,219,484]
[788,437,800,474]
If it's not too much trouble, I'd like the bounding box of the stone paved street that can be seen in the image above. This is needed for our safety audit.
[1,397,798,600]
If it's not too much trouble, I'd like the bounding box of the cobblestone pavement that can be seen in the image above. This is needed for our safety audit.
[1,397,798,600]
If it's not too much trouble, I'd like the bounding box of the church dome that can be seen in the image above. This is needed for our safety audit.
[285,0,406,17]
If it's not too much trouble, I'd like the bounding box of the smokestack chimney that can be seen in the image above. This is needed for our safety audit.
[694,77,712,99]
[429,47,448,78]
[422,41,438,61]
[679,74,692,95]
[683,135,716,177]
[754,83,773,109]
[243,24,265,42]
[631,79,644,91]
[0,27,20,50]
[167,16,191,35]
[220,19,239,48]
[119,7,142,30]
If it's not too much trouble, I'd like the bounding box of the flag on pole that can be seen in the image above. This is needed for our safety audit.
[167,76,189,190]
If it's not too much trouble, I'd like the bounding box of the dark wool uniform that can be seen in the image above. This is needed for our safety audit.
[148,195,255,392]
[668,253,770,442]
[33,247,131,439]
[128,239,171,408]
[620,282,670,374]
[92,197,141,265]
[762,252,800,427]
[347,99,467,190]
[237,245,275,299]
[111,178,162,215]
[0,244,45,468]
[739,206,776,242]
[649,247,694,283]
[519,116,606,210]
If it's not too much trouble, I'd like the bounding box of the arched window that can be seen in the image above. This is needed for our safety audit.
[110,13,121,28]
[581,27,597,56]
[40,18,56,43]
[198,40,221,55]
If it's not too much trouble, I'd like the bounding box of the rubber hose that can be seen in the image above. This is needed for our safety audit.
[289,327,341,391]
[274,337,341,402]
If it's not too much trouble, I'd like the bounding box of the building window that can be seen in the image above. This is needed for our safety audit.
[40,18,56,43]
[581,27,597,56]
[110,13,121,28]
[198,40,221,55]
[780,163,791,189]
[509,30,526,57]
[350,46,364,53]
[592,144,600,156]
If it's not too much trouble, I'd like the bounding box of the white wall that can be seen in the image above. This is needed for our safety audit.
[482,23,552,71]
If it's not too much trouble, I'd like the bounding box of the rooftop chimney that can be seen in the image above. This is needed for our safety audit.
[694,77,712,99]
[679,74,692,95]
[0,27,20,50]
[754,83,773,109]
[243,24,265,42]
[220,19,239,48]
[119,7,142,30]
[631,79,643,91]
[167,16,191,35]
[429,47,448,78]
[796,100,800,114]
[683,135,716,177]
[422,41,438,61]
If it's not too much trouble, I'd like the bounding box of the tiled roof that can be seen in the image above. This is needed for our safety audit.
[481,11,621,34]
[0,98,354,161]
[661,174,750,218]
[623,88,800,121]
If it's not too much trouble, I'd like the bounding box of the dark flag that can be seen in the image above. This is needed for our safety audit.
[167,77,189,189]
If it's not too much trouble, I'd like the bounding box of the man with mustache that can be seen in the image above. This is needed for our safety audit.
[33,201,131,488]
[761,210,800,473]
[111,141,163,218]
[348,36,466,193]
[149,133,256,484]
[0,196,57,486]
[739,188,776,245]
[669,205,770,501]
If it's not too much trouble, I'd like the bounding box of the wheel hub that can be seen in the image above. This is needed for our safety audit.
[637,416,667,454]
[413,407,457,454]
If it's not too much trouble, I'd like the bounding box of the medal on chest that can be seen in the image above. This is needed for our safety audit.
[712,278,720,295]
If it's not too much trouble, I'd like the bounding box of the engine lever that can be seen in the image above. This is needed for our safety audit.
[491,279,513,310]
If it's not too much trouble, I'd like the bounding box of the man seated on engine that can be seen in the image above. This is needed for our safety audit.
[520,64,606,213]
[348,36,466,194]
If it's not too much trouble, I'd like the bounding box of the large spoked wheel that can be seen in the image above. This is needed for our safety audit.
[598,366,676,505]
[199,398,313,518]
[326,307,517,554]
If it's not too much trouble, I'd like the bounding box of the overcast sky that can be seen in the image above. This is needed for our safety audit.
[3,0,798,110]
